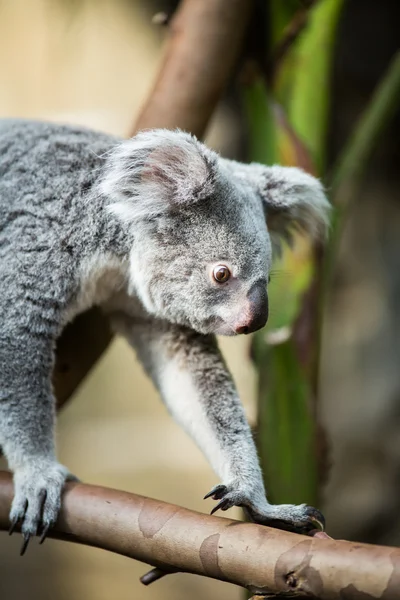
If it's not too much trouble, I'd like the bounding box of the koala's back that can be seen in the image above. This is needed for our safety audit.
[0,119,118,241]
[0,120,120,339]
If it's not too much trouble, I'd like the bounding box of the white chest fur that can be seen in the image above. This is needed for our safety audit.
[63,252,129,324]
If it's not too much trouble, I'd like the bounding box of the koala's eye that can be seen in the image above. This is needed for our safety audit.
[213,264,231,283]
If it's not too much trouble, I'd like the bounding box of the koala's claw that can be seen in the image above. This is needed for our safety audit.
[20,533,31,557]
[9,516,20,536]
[9,461,74,554]
[210,498,232,515]
[39,523,51,545]
[9,498,28,536]
[204,483,325,534]
[203,484,227,501]
[205,484,245,515]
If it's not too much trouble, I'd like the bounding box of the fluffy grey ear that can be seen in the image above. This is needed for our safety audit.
[258,165,331,253]
[101,129,217,222]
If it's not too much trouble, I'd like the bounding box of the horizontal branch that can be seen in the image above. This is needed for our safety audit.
[0,472,398,599]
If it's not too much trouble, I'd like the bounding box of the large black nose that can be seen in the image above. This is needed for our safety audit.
[235,283,269,335]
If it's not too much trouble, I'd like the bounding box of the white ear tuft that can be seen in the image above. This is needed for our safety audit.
[258,165,331,254]
[101,129,218,223]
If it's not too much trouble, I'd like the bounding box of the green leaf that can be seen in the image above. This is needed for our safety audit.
[254,334,318,505]
[241,2,345,510]
[287,0,345,173]
[267,241,314,331]
[241,73,279,165]
[269,0,301,47]
[323,51,400,300]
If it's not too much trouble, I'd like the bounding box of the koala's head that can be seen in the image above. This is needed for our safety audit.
[102,130,330,336]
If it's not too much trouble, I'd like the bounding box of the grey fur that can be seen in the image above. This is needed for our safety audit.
[0,120,329,543]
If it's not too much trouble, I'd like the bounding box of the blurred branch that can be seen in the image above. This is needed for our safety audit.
[53,308,112,408]
[0,472,399,599]
[324,51,400,284]
[133,0,254,136]
[54,0,254,409]
[330,50,400,199]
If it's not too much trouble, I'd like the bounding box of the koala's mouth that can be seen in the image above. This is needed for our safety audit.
[213,321,238,336]
[204,316,238,336]
[195,316,236,337]
[198,311,268,337]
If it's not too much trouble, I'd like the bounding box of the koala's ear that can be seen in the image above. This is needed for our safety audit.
[101,129,218,222]
[257,165,331,253]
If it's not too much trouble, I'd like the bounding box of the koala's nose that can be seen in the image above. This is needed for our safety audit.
[235,283,269,334]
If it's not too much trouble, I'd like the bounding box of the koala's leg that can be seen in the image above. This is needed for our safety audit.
[112,314,325,534]
[0,332,74,554]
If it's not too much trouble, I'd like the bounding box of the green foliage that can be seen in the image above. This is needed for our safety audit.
[269,0,301,47]
[242,76,279,165]
[325,50,400,287]
[243,0,345,508]
[253,331,318,505]
[287,0,345,173]
[244,0,400,516]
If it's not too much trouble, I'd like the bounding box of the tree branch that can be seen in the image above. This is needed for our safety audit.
[132,0,254,137]
[330,50,400,200]
[321,51,400,301]
[0,472,398,599]
[53,308,112,408]
[54,0,255,408]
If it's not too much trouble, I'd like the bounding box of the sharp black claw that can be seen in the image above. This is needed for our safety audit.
[204,485,226,500]
[38,488,47,507]
[210,498,230,515]
[305,506,326,532]
[204,489,216,500]
[39,524,50,544]
[140,567,179,586]
[20,533,31,557]
[8,517,18,536]
[10,499,29,537]
[212,488,228,500]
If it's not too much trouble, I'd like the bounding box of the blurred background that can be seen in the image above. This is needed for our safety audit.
[0,0,399,599]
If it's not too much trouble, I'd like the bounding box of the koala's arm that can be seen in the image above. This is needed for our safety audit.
[112,313,324,533]
[0,294,74,553]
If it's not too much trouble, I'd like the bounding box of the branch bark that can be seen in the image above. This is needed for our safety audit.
[133,0,253,137]
[54,0,254,408]
[0,472,398,599]
[53,308,112,408]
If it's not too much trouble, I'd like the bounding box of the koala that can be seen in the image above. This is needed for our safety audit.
[0,119,329,555]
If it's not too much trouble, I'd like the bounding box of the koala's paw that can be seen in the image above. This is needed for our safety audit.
[246,502,325,534]
[9,461,77,555]
[204,483,325,534]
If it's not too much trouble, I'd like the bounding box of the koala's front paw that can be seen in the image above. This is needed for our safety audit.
[204,483,325,534]
[9,461,77,555]
[246,502,325,534]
